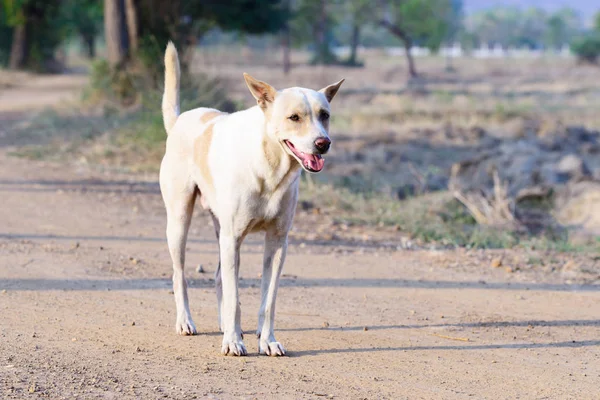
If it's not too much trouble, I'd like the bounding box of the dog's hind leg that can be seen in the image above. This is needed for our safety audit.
[160,166,198,335]
[257,230,288,356]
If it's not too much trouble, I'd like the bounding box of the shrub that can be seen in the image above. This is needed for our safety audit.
[571,35,600,64]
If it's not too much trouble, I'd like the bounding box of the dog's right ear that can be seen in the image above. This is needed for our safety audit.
[243,73,277,110]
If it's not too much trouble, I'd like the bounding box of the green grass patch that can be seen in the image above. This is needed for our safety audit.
[299,178,597,251]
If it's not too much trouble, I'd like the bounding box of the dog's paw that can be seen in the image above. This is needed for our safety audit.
[221,337,247,356]
[259,340,286,356]
[175,316,197,336]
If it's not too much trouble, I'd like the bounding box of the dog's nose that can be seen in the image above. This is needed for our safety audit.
[314,137,331,153]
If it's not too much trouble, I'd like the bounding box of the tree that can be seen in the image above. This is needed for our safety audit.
[466,6,580,51]
[103,0,128,67]
[518,8,548,48]
[3,0,64,71]
[62,0,103,58]
[380,0,454,78]
[344,0,371,66]
[101,0,287,73]
[467,7,522,48]
[442,0,463,70]
[281,0,291,74]
[571,35,600,64]
[290,0,338,65]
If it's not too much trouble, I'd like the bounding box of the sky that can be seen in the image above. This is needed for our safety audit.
[464,0,597,19]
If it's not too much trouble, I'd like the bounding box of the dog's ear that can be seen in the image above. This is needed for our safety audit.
[319,79,345,103]
[243,73,277,110]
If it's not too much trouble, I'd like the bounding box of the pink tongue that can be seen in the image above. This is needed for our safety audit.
[304,154,325,171]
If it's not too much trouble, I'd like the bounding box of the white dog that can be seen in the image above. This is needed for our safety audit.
[159,42,343,356]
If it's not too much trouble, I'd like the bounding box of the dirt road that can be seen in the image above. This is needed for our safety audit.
[0,76,599,399]
[0,150,599,400]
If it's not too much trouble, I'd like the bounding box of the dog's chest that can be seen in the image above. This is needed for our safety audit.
[250,179,293,221]
[237,171,298,231]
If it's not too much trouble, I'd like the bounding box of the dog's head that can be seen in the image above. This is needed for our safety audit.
[243,73,344,173]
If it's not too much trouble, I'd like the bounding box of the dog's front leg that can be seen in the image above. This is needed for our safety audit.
[219,234,246,356]
[257,231,288,356]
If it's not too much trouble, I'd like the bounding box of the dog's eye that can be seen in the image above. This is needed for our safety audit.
[319,111,330,121]
[288,114,300,122]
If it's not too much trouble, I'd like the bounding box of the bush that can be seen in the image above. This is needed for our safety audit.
[66,55,241,170]
[571,35,600,64]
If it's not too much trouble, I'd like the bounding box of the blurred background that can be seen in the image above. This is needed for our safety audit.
[1,0,600,252]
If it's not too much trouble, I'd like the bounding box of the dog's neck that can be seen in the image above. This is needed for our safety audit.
[251,107,301,193]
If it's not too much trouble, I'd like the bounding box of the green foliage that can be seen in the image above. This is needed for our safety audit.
[290,0,339,65]
[570,34,600,64]
[2,0,27,26]
[345,0,372,27]
[0,3,13,64]
[88,0,289,105]
[0,0,66,70]
[389,0,455,52]
[60,0,102,57]
[135,0,287,63]
[60,0,102,38]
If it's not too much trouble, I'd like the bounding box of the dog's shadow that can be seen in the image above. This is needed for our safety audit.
[191,319,600,356]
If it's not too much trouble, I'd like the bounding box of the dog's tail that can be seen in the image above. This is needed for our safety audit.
[162,41,180,135]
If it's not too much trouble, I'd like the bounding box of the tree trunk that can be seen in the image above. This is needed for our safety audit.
[9,24,28,70]
[104,0,128,67]
[402,36,417,78]
[83,34,96,59]
[445,53,453,72]
[312,0,335,65]
[348,22,360,65]
[280,0,291,74]
[282,25,291,74]
[316,0,326,63]
[381,20,417,78]
[125,0,138,53]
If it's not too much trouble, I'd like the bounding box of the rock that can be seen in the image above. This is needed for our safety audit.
[555,181,600,236]
[425,174,449,192]
[556,154,591,182]
[300,200,314,211]
[196,264,205,273]
[490,258,502,268]
[397,184,417,200]
[502,119,529,139]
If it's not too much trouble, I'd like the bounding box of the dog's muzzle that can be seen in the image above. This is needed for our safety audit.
[314,137,331,154]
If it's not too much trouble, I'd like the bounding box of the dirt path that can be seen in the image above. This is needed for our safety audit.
[0,76,599,399]
[1,149,599,400]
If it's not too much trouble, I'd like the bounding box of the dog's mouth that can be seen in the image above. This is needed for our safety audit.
[284,140,325,173]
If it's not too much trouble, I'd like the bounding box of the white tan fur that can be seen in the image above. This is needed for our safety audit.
[159,42,344,356]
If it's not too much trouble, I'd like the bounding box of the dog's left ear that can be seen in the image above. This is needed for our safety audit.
[243,73,277,110]
[319,79,345,103]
